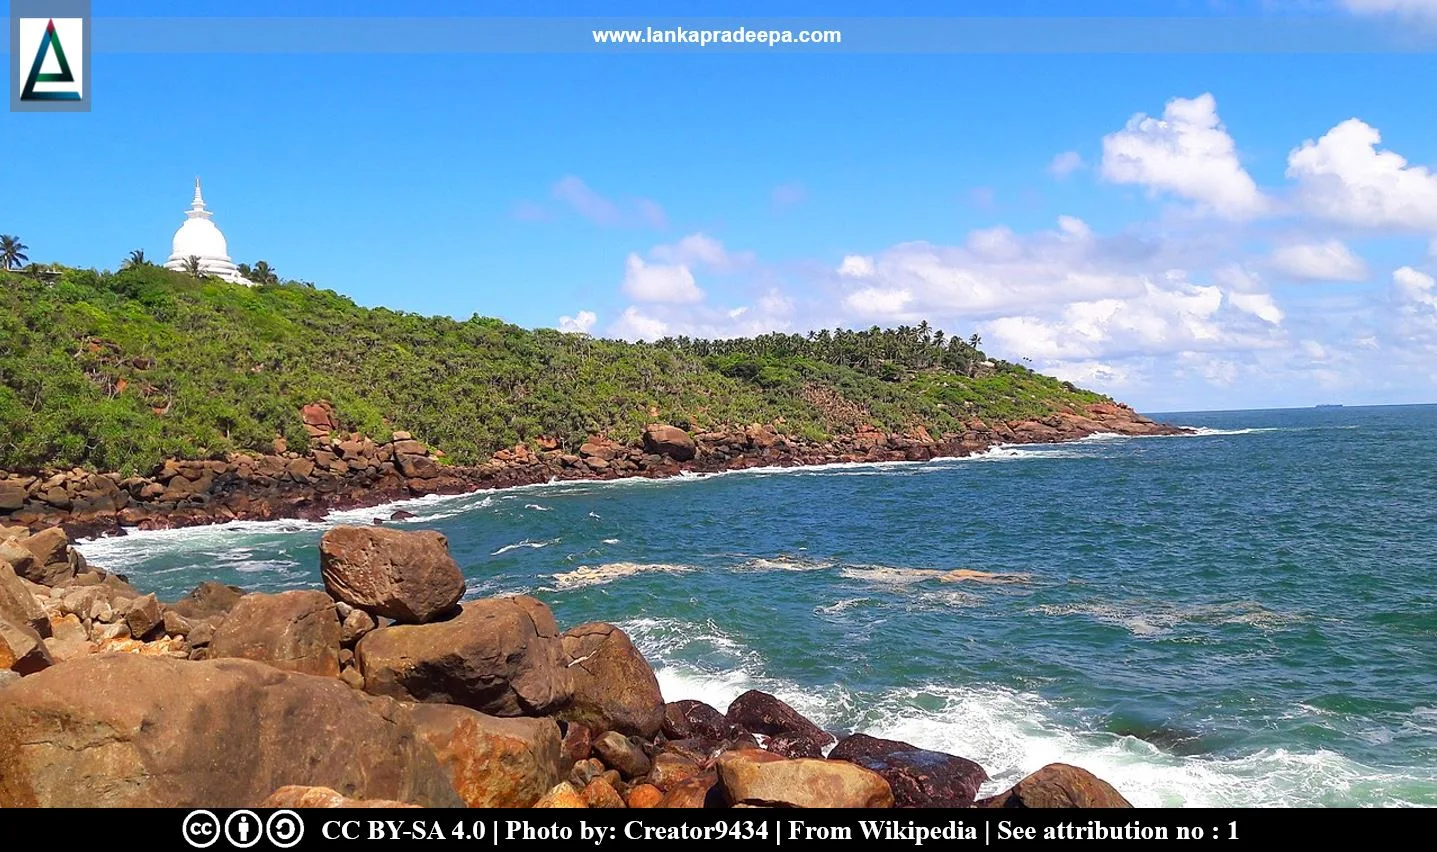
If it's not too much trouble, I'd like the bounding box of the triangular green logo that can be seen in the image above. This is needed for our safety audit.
[21,19,81,102]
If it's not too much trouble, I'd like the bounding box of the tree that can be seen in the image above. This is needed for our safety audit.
[182,255,205,278]
[247,260,278,285]
[122,249,148,268]
[0,235,28,270]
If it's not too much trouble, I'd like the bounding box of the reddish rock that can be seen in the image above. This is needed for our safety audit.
[209,590,341,677]
[533,782,587,808]
[561,722,594,765]
[663,699,730,742]
[319,526,465,624]
[0,561,50,638]
[641,424,697,462]
[648,752,701,791]
[410,703,563,808]
[828,733,988,807]
[655,772,721,808]
[559,622,664,738]
[976,763,1132,808]
[581,777,626,808]
[0,616,53,675]
[726,690,834,751]
[716,750,893,808]
[627,783,664,808]
[260,785,420,808]
[167,580,245,622]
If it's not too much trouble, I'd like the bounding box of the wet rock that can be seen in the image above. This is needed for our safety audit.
[410,703,562,808]
[260,786,420,808]
[725,690,834,751]
[559,622,664,738]
[209,590,341,677]
[763,729,830,759]
[663,699,730,742]
[356,596,571,716]
[319,526,465,624]
[976,763,1132,809]
[828,733,988,807]
[0,655,464,807]
[592,730,651,779]
[716,750,893,808]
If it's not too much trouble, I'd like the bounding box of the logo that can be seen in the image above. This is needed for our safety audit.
[19,17,81,101]
[266,811,305,849]
[224,810,263,849]
[10,2,90,112]
[182,810,222,849]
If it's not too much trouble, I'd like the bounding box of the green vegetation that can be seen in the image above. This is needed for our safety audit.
[0,264,1107,475]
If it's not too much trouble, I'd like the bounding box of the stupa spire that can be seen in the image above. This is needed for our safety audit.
[187,176,212,219]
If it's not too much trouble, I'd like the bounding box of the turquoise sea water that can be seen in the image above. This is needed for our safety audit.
[76,405,1437,807]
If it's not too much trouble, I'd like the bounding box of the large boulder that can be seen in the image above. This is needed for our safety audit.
[167,580,246,622]
[10,528,74,587]
[319,526,465,624]
[0,616,52,675]
[0,655,464,807]
[716,749,893,808]
[209,590,342,677]
[663,700,731,743]
[828,733,988,807]
[260,786,420,808]
[410,703,563,808]
[356,596,571,716]
[976,763,1132,808]
[642,424,697,462]
[0,560,50,638]
[559,622,664,738]
[726,689,834,752]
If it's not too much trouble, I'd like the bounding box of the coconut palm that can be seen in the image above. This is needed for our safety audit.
[0,235,28,270]
[248,260,278,285]
[182,255,205,278]
[122,249,148,268]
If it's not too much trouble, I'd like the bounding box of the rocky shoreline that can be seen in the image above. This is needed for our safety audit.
[0,401,1187,539]
[1,523,1135,809]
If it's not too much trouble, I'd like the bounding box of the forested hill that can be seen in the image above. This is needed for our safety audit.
[0,265,1107,475]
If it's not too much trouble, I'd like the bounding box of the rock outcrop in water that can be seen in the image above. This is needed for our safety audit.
[0,524,1135,809]
[0,401,1185,538]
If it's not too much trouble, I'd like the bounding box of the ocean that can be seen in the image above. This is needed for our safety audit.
[75,405,1437,807]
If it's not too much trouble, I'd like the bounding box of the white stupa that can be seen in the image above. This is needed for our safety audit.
[163,178,245,283]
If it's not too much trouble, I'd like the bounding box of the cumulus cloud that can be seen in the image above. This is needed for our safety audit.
[837,255,875,278]
[1286,119,1437,232]
[1049,151,1085,179]
[1393,265,1437,308]
[1101,93,1268,219]
[551,176,667,228]
[622,254,704,303]
[557,310,597,334]
[1267,240,1369,281]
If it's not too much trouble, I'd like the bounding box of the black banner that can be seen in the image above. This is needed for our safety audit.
[5,807,1398,850]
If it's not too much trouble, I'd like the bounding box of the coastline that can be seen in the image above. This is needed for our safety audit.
[0,401,1186,540]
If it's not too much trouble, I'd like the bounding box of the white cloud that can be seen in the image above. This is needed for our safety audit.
[557,310,597,334]
[1287,119,1437,232]
[837,255,875,278]
[844,286,913,317]
[1393,265,1437,308]
[609,306,671,341]
[1229,291,1286,324]
[622,253,704,303]
[551,176,668,228]
[1267,240,1369,281]
[1049,151,1085,179]
[1101,93,1268,219]
[650,232,752,271]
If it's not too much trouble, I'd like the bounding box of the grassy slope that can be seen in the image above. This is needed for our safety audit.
[0,266,1107,475]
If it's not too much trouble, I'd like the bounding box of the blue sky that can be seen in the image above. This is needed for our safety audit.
[6,1,1437,411]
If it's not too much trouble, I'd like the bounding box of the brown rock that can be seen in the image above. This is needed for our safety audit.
[581,777,626,808]
[410,703,562,808]
[533,782,587,808]
[663,699,730,742]
[10,528,73,587]
[0,655,464,807]
[356,596,571,716]
[648,752,701,791]
[260,785,420,809]
[561,721,594,765]
[592,730,651,779]
[0,616,53,675]
[559,622,664,738]
[626,783,664,808]
[319,526,465,624]
[828,733,988,807]
[0,560,50,638]
[976,763,1132,808]
[123,593,164,640]
[763,729,830,759]
[43,614,92,662]
[340,607,377,645]
[568,757,605,789]
[167,580,246,622]
[655,772,720,808]
[209,590,341,677]
[726,689,834,750]
[641,424,697,462]
[396,453,441,479]
[716,750,893,808]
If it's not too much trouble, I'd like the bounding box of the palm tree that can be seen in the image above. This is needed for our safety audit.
[122,249,147,268]
[0,235,28,270]
[248,260,278,285]
[182,255,205,278]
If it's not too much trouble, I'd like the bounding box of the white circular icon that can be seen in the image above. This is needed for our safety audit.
[266,810,306,849]
[182,810,222,849]
[224,810,263,849]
